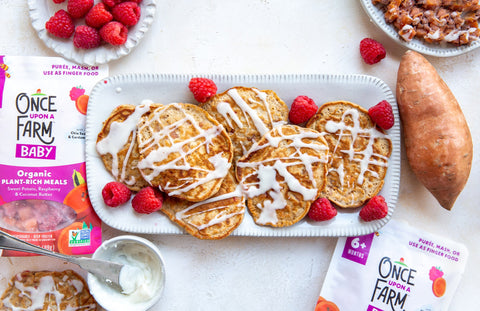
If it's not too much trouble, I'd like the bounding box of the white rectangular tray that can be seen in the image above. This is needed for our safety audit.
[85,74,401,237]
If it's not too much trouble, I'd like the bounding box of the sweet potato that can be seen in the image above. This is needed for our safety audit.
[396,50,472,210]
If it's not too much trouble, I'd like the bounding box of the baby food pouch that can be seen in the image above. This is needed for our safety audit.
[0,55,108,256]
[316,219,468,311]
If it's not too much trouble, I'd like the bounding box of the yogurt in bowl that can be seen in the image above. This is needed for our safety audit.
[87,235,166,311]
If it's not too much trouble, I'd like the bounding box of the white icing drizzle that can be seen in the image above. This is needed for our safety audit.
[237,127,328,225]
[226,88,270,136]
[256,189,286,225]
[223,88,287,134]
[96,104,152,185]
[252,88,286,128]
[137,103,231,196]
[71,279,84,294]
[216,88,288,157]
[175,185,244,230]
[444,27,478,42]
[1,274,96,311]
[328,160,345,187]
[324,108,390,186]
[216,101,243,129]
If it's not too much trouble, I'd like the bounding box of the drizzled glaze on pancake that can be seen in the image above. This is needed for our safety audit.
[306,101,392,208]
[201,87,288,161]
[236,125,329,227]
[162,169,245,239]
[0,270,97,311]
[96,103,161,191]
[136,103,234,202]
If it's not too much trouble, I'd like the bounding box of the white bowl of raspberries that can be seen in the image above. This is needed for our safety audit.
[28,0,156,65]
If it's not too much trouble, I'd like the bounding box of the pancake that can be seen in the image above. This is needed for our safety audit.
[201,86,288,161]
[236,124,329,227]
[136,103,234,202]
[96,103,161,191]
[161,169,245,239]
[0,270,97,311]
[306,101,392,208]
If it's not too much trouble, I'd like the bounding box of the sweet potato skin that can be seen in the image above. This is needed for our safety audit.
[396,50,472,210]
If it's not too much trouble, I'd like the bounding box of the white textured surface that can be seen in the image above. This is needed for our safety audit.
[1,1,479,310]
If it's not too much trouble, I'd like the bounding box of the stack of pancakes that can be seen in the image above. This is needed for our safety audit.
[97,101,243,239]
[96,87,392,238]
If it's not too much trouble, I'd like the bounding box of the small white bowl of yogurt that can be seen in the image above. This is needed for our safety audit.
[87,235,166,311]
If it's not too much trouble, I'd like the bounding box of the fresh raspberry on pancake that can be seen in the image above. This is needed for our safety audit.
[188,77,218,103]
[132,187,164,214]
[289,95,318,124]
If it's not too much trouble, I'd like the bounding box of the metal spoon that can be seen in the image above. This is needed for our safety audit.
[0,230,124,292]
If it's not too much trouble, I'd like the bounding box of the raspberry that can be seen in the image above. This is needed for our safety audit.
[67,0,94,19]
[308,198,337,221]
[45,10,75,39]
[188,77,217,103]
[429,266,444,281]
[360,38,386,65]
[359,195,388,222]
[69,86,85,101]
[100,21,128,45]
[104,0,142,7]
[85,3,113,28]
[102,0,123,8]
[288,95,318,124]
[102,182,132,207]
[112,2,141,27]
[368,100,395,130]
[73,25,101,49]
[131,187,164,214]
